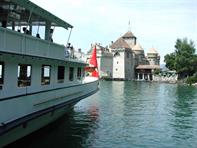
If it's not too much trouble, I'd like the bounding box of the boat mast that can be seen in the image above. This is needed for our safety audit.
[66,27,73,45]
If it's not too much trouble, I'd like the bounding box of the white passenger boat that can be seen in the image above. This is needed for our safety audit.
[0,0,99,147]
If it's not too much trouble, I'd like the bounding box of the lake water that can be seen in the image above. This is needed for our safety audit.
[6,81,197,148]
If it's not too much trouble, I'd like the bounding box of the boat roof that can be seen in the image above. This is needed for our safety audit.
[0,0,73,29]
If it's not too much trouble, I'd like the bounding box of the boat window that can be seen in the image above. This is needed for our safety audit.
[18,64,31,87]
[69,67,74,81]
[0,62,4,87]
[58,66,65,83]
[77,67,82,80]
[82,68,85,78]
[41,65,51,85]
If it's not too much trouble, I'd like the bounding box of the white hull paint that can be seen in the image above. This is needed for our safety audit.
[0,1,99,147]
[1,103,73,147]
[0,79,99,147]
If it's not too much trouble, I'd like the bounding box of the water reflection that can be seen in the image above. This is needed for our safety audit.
[6,106,99,148]
[174,85,196,117]
[5,82,197,148]
[171,85,197,144]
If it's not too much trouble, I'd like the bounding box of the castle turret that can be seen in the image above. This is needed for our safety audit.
[147,48,160,65]
[132,43,144,55]
[132,43,146,65]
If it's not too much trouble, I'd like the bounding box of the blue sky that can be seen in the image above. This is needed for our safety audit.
[31,0,197,64]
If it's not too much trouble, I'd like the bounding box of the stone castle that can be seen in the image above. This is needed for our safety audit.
[87,30,160,81]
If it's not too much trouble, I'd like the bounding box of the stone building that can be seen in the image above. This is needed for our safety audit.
[110,35,135,80]
[87,44,113,79]
[132,43,148,66]
[136,47,160,81]
[147,48,160,65]
[87,30,161,81]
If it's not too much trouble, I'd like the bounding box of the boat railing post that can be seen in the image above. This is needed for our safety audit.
[45,21,51,41]
[3,28,6,50]
[22,7,34,54]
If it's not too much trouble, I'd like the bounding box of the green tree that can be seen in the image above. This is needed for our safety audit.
[164,53,176,70]
[164,38,197,79]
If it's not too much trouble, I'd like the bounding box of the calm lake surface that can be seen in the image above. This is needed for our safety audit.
[7,81,197,148]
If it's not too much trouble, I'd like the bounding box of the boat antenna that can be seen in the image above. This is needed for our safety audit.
[27,8,33,34]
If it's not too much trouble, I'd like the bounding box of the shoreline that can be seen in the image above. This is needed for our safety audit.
[100,77,197,87]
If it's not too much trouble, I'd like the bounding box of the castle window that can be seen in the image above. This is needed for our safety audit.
[18,64,31,87]
[127,52,130,58]
[114,52,120,57]
[0,62,4,86]
[41,65,51,85]
[57,66,65,83]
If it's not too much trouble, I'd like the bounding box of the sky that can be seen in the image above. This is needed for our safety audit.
[30,0,197,64]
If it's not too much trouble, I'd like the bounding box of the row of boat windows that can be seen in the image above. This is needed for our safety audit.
[0,62,84,88]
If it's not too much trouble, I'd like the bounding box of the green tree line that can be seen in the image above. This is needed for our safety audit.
[164,38,197,80]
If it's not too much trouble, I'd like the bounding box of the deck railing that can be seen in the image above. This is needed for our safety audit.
[0,27,65,60]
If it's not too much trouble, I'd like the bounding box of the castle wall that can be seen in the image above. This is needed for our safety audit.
[112,50,125,79]
[100,54,113,78]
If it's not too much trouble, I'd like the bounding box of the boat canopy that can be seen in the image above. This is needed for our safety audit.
[0,0,73,29]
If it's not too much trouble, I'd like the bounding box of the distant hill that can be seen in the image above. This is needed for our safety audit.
[160,64,169,71]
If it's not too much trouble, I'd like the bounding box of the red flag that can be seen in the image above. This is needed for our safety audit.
[85,46,99,78]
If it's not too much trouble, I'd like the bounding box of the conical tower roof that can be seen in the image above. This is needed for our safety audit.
[122,31,136,38]
[148,48,158,54]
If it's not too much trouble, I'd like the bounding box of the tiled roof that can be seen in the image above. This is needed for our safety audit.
[132,43,143,51]
[122,31,136,38]
[148,48,158,54]
[111,37,131,49]
[136,65,160,69]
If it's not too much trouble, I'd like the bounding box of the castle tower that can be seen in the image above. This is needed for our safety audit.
[132,43,145,65]
[111,37,134,80]
[147,48,160,65]
[122,31,137,48]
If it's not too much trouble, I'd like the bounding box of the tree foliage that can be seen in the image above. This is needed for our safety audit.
[164,38,197,79]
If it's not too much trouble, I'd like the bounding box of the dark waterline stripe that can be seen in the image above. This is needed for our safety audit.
[0,88,99,136]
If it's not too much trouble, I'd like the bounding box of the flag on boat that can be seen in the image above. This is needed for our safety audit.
[89,46,98,67]
[85,46,99,78]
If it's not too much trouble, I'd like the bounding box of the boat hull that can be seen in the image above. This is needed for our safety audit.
[0,79,99,147]
[1,103,73,147]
